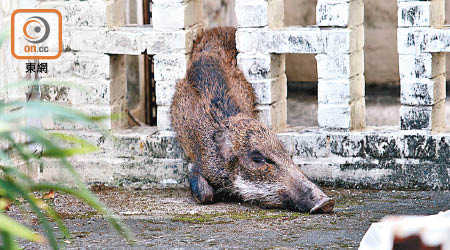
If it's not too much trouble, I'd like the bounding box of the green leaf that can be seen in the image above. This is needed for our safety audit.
[1,231,20,250]
[0,213,43,243]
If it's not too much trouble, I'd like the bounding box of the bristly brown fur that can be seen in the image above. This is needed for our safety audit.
[171,26,257,178]
[170,27,334,213]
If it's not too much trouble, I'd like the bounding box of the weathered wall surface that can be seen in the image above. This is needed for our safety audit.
[203,0,450,85]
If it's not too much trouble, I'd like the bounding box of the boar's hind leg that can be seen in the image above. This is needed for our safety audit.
[188,164,214,204]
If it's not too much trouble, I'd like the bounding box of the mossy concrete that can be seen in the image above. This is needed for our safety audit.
[9,187,450,249]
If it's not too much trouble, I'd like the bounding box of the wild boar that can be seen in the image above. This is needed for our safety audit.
[171,27,334,213]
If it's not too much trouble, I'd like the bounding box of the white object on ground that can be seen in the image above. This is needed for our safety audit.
[359,210,450,250]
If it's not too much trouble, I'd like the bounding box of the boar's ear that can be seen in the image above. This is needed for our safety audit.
[214,128,234,161]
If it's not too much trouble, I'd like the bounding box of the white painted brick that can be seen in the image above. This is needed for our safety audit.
[69,26,194,55]
[421,28,450,53]
[270,28,325,54]
[400,101,445,131]
[316,49,364,79]
[237,53,285,81]
[236,28,271,53]
[235,1,268,28]
[400,74,446,106]
[40,52,110,80]
[316,0,363,27]
[156,80,177,106]
[152,0,202,30]
[398,1,444,28]
[256,99,287,130]
[398,53,445,79]
[70,28,141,54]
[40,104,119,131]
[145,27,198,54]
[397,28,422,55]
[153,54,189,81]
[318,74,364,105]
[318,98,365,130]
[250,74,287,105]
[236,28,324,54]
[324,25,364,55]
[39,78,111,106]
[157,105,173,131]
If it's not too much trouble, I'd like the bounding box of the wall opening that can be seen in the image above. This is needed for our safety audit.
[364,0,400,127]
[125,0,157,126]
[283,0,318,127]
[286,54,318,127]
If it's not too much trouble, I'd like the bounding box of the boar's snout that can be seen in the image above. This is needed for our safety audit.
[281,171,335,214]
[282,190,335,214]
[310,197,335,214]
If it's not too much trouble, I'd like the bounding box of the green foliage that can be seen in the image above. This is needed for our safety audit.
[0,28,128,249]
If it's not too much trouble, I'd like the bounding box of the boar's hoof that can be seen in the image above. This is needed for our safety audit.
[189,169,214,204]
[310,198,335,214]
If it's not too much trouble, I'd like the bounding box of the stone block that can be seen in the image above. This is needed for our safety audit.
[237,53,285,81]
[329,133,365,157]
[397,28,427,55]
[156,80,177,106]
[39,78,111,106]
[255,99,287,129]
[235,1,268,28]
[400,74,446,106]
[157,105,173,131]
[69,26,197,55]
[40,104,118,131]
[400,101,445,131]
[41,52,110,80]
[323,25,364,55]
[398,0,444,28]
[403,134,437,159]
[152,0,202,30]
[236,27,324,54]
[318,97,365,130]
[153,54,189,81]
[398,53,445,79]
[316,0,364,27]
[316,49,364,79]
[270,27,325,54]
[364,135,402,159]
[421,28,450,53]
[250,74,287,105]
[295,133,330,158]
[317,74,365,105]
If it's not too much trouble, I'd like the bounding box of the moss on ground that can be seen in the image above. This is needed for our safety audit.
[171,209,310,224]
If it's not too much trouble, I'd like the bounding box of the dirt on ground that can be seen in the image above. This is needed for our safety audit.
[8,187,450,249]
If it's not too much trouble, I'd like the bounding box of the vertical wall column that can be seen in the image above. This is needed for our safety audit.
[152,0,202,131]
[397,0,446,131]
[316,0,365,130]
[235,0,287,130]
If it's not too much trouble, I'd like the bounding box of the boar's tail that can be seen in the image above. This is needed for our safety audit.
[187,54,240,123]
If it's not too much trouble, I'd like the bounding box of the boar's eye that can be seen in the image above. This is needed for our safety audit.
[251,151,274,165]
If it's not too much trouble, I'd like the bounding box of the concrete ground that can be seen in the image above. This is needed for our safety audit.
[8,187,450,249]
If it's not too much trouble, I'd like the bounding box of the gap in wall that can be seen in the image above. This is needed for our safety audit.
[445,55,450,129]
[364,0,400,127]
[284,0,318,127]
[286,54,318,127]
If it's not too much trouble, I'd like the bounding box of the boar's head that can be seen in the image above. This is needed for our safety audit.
[215,116,334,214]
